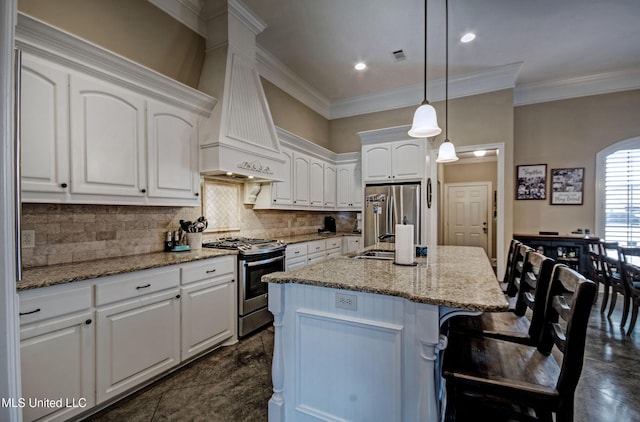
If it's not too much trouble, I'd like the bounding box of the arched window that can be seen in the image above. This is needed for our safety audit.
[596,137,640,245]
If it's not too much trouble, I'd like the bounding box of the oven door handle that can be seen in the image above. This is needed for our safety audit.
[244,255,285,267]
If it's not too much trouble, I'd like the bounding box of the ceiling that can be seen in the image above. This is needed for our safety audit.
[155,0,640,117]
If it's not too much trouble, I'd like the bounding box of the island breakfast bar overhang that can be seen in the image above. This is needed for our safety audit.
[263,245,509,422]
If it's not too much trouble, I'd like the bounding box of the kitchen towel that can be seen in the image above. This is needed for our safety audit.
[395,224,414,265]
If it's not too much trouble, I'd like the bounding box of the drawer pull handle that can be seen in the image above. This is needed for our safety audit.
[294,251,300,254]
[136,284,151,290]
[85,319,92,325]
[206,269,216,274]
[19,308,41,316]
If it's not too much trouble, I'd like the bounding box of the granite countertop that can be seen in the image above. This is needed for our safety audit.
[278,231,360,244]
[263,245,508,312]
[17,232,361,292]
[18,249,236,292]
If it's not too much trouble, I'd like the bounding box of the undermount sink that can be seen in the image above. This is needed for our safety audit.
[351,250,395,260]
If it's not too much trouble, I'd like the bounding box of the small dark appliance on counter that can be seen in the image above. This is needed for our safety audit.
[321,216,336,233]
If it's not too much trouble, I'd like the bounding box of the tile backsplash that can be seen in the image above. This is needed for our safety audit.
[21,203,356,268]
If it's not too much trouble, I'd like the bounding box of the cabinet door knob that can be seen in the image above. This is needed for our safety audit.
[194,192,199,197]
[231,279,235,283]
[175,294,181,299]
[85,319,92,325]
[60,183,68,188]
[141,188,147,194]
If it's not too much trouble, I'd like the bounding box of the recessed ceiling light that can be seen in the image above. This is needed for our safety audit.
[461,33,476,43]
[354,62,367,71]
[473,150,487,157]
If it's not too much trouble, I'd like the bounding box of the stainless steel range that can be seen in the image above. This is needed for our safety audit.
[203,237,286,337]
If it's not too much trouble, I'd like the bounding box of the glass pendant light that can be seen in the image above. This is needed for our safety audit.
[436,0,459,163]
[408,0,441,138]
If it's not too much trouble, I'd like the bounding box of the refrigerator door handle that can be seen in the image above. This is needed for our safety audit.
[14,48,22,281]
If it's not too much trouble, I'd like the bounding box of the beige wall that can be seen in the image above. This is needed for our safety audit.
[18,0,205,88]
[261,78,330,148]
[513,89,640,237]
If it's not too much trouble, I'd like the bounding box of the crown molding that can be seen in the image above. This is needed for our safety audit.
[514,67,640,106]
[330,62,522,119]
[15,12,216,115]
[276,127,337,161]
[147,0,207,37]
[256,45,331,118]
[358,125,413,145]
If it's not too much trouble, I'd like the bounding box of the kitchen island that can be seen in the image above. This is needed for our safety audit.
[263,245,508,422]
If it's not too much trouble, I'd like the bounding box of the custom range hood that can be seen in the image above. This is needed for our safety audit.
[198,0,284,182]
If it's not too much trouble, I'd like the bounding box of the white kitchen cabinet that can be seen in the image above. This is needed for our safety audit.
[146,100,200,204]
[309,158,324,208]
[20,54,70,197]
[19,284,94,422]
[292,152,311,207]
[337,162,363,209]
[19,50,210,206]
[95,268,180,404]
[323,164,337,208]
[270,148,293,206]
[70,72,146,198]
[180,256,236,361]
[285,242,308,271]
[343,235,362,254]
[326,237,342,259]
[307,239,327,265]
[362,140,425,182]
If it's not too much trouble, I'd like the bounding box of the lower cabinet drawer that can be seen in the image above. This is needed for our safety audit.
[95,266,180,306]
[19,284,92,325]
[181,255,235,285]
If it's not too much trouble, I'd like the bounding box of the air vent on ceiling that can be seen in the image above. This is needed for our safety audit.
[391,49,407,62]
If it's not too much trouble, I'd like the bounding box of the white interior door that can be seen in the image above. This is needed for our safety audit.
[444,182,491,255]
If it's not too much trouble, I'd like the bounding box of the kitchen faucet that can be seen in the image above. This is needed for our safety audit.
[378,233,395,242]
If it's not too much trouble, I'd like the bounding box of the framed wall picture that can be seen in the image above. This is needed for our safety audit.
[516,164,547,200]
[551,167,584,205]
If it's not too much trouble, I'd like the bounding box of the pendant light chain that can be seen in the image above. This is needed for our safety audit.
[408,0,441,138]
[423,0,428,105]
[436,0,458,162]
[445,0,449,139]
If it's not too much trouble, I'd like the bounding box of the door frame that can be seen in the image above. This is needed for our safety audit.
[427,142,505,276]
[443,181,493,258]
[1,1,23,421]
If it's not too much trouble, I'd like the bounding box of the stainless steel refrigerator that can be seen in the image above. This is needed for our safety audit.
[364,183,421,247]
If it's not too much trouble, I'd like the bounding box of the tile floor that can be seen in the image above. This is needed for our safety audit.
[85,294,640,422]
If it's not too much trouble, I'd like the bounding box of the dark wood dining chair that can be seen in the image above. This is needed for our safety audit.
[601,241,628,325]
[500,239,521,294]
[620,246,640,334]
[586,238,607,308]
[506,243,533,297]
[449,251,555,346]
[443,265,596,422]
